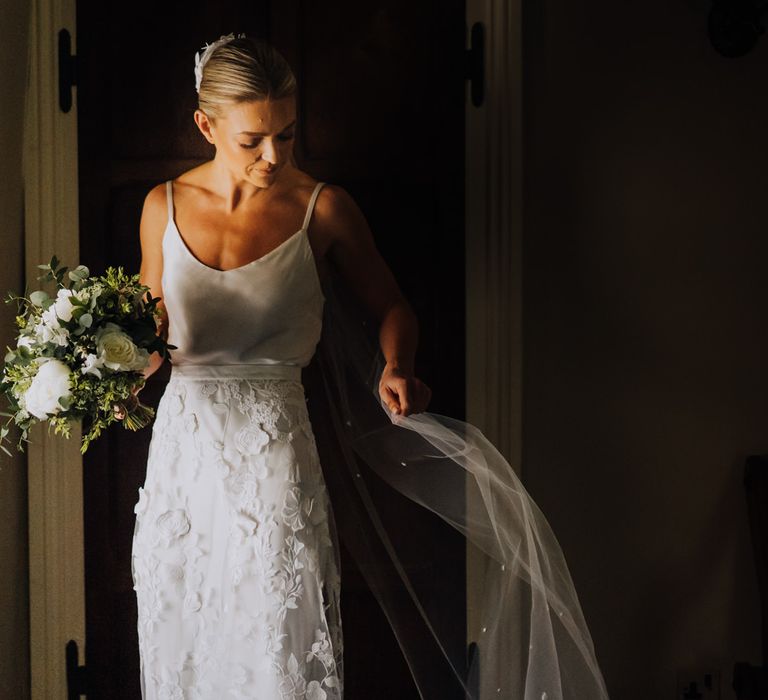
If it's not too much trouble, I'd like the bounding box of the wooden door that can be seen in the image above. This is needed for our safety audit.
[77,2,466,697]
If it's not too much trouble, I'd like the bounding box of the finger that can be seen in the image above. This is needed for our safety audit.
[399,383,413,416]
[382,386,401,414]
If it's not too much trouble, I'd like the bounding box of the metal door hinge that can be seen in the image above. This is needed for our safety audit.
[65,639,87,698]
[58,28,77,113]
[464,22,485,107]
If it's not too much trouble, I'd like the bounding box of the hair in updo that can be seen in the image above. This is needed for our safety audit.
[197,37,296,119]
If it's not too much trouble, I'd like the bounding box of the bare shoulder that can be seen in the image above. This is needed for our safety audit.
[140,181,170,243]
[313,183,372,249]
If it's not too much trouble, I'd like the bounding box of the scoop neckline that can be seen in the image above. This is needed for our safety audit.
[167,217,306,273]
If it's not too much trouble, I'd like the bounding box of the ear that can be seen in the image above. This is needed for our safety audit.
[194,109,216,145]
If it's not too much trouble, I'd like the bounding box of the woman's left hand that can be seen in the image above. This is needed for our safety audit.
[379,364,432,417]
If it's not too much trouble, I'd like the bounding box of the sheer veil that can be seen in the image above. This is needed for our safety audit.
[305,264,611,700]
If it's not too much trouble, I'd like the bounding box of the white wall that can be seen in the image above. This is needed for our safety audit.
[522,2,765,699]
[0,0,30,697]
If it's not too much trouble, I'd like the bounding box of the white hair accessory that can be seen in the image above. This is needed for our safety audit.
[194,33,245,93]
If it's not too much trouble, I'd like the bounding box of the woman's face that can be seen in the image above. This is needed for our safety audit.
[195,96,297,187]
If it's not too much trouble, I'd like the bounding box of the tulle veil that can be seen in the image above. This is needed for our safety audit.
[305,264,611,700]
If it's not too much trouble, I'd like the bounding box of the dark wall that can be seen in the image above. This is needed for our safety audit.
[523,3,767,698]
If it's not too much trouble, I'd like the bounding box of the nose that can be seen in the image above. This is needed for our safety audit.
[260,137,278,165]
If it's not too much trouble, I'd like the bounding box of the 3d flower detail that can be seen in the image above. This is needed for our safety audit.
[307,680,328,700]
[164,564,185,583]
[166,393,184,416]
[231,510,259,540]
[156,509,191,541]
[282,488,306,531]
[278,654,306,697]
[184,412,198,434]
[184,591,202,612]
[133,486,149,517]
[234,423,271,455]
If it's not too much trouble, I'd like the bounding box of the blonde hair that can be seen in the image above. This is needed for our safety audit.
[197,37,296,119]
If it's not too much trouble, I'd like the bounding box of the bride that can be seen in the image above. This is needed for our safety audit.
[124,34,610,700]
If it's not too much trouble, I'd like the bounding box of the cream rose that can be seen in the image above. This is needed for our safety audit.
[23,359,72,419]
[95,322,150,371]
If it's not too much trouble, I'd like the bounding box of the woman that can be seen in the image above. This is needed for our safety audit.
[128,34,611,700]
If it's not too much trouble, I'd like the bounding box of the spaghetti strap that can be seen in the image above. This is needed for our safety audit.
[301,181,325,231]
[165,180,174,223]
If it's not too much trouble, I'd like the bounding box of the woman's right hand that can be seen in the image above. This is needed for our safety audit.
[113,383,143,421]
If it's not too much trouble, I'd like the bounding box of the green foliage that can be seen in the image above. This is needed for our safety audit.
[0,255,173,456]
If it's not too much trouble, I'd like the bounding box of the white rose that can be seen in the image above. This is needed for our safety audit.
[53,288,75,322]
[23,359,72,419]
[95,322,150,371]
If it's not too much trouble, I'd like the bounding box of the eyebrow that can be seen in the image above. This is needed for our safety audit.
[237,119,297,136]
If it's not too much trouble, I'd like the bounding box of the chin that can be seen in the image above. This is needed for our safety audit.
[247,168,279,186]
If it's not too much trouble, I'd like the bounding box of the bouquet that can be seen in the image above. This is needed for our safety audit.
[0,256,175,455]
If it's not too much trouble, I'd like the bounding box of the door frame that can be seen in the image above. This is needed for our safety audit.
[24,1,84,698]
[464,0,524,644]
[26,0,524,692]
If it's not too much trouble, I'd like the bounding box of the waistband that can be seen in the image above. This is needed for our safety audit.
[169,363,302,381]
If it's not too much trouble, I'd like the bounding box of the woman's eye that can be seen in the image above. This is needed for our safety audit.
[239,133,294,149]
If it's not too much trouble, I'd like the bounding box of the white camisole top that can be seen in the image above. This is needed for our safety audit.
[161,180,326,377]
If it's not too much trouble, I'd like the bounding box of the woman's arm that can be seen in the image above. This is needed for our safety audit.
[319,185,431,416]
[138,184,170,380]
[115,184,169,420]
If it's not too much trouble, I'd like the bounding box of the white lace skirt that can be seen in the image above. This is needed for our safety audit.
[131,363,344,700]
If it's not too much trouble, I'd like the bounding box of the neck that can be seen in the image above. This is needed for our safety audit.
[208,155,292,213]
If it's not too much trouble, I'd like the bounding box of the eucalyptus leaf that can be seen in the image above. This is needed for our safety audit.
[68,265,89,281]
[79,313,93,328]
[29,290,48,306]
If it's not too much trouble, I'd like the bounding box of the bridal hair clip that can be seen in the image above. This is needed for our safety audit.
[194,33,246,93]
